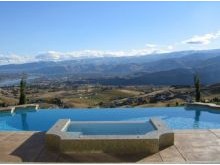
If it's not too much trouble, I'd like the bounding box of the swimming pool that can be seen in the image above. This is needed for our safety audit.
[0,106,220,131]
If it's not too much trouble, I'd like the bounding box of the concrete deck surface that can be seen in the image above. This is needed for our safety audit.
[0,129,220,163]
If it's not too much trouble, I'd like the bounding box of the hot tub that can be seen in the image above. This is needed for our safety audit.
[66,121,155,136]
[46,118,174,155]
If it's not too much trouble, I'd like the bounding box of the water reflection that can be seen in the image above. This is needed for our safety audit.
[16,109,38,130]
[20,113,29,130]
[193,110,201,128]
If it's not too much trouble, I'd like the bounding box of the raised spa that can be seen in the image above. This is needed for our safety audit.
[46,118,174,155]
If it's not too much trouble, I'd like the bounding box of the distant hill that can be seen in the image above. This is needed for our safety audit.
[0,49,220,85]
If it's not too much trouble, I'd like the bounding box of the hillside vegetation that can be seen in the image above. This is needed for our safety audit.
[1,83,220,108]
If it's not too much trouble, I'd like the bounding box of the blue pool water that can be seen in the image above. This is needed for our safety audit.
[67,122,155,135]
[0,106,220,131]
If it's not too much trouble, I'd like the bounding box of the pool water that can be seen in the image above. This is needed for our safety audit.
[0,106,220,131]
[66,122,155,135]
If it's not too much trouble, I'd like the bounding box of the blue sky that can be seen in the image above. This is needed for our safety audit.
[0,1,220,63]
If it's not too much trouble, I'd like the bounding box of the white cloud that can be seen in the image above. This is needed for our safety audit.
[145,44,157,48]
[167,45,174,50]
[35,51,61,61]
[0,54,34,65]
[34,44,174,61]
[0,44,176,65]
[183,31,220,45]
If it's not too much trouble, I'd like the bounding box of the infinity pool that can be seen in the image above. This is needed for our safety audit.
[0,106,220,131]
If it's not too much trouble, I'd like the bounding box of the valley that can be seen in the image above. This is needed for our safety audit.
[1,49,220,108]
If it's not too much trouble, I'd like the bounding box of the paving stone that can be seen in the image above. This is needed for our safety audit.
[137,153,162,163]
[57,152,125,163]
[210,131,220,138]
[174,140,194,147]
[0,141,25,154]
[175,133,217,139]
[206,145,220,152]
[10,132,45,162]
[159,146,185,162]
[3,132,34,143]
[183,151,220,162]
[190,142,215,147]
[35,148,60,162]
[0,153,22,163]
[210,129,220,133]
[213,133,220,138]
[174,129,211,134]
[0,132,12,141]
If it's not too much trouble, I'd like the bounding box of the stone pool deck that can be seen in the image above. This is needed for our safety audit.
[0,130,220,163]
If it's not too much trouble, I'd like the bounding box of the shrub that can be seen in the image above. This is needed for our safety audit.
[176,102,179,106]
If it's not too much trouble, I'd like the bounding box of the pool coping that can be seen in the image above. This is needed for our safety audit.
[0,104,39,114]
[186,102,220,110]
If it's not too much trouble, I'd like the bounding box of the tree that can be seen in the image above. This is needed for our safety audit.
[19,76,27,105]
[194,74,201,102]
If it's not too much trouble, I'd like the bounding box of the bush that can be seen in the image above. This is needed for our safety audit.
[0,102,6,107]
[149,97,157,103]
[51,98,63,107]
[176,102,179,106]
[212,97,220,102]
[99,102,104,106]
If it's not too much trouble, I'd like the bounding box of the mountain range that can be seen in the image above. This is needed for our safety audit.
[0,49,220,86]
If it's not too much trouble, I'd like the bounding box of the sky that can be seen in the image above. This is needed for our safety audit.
[0,1,220,64]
